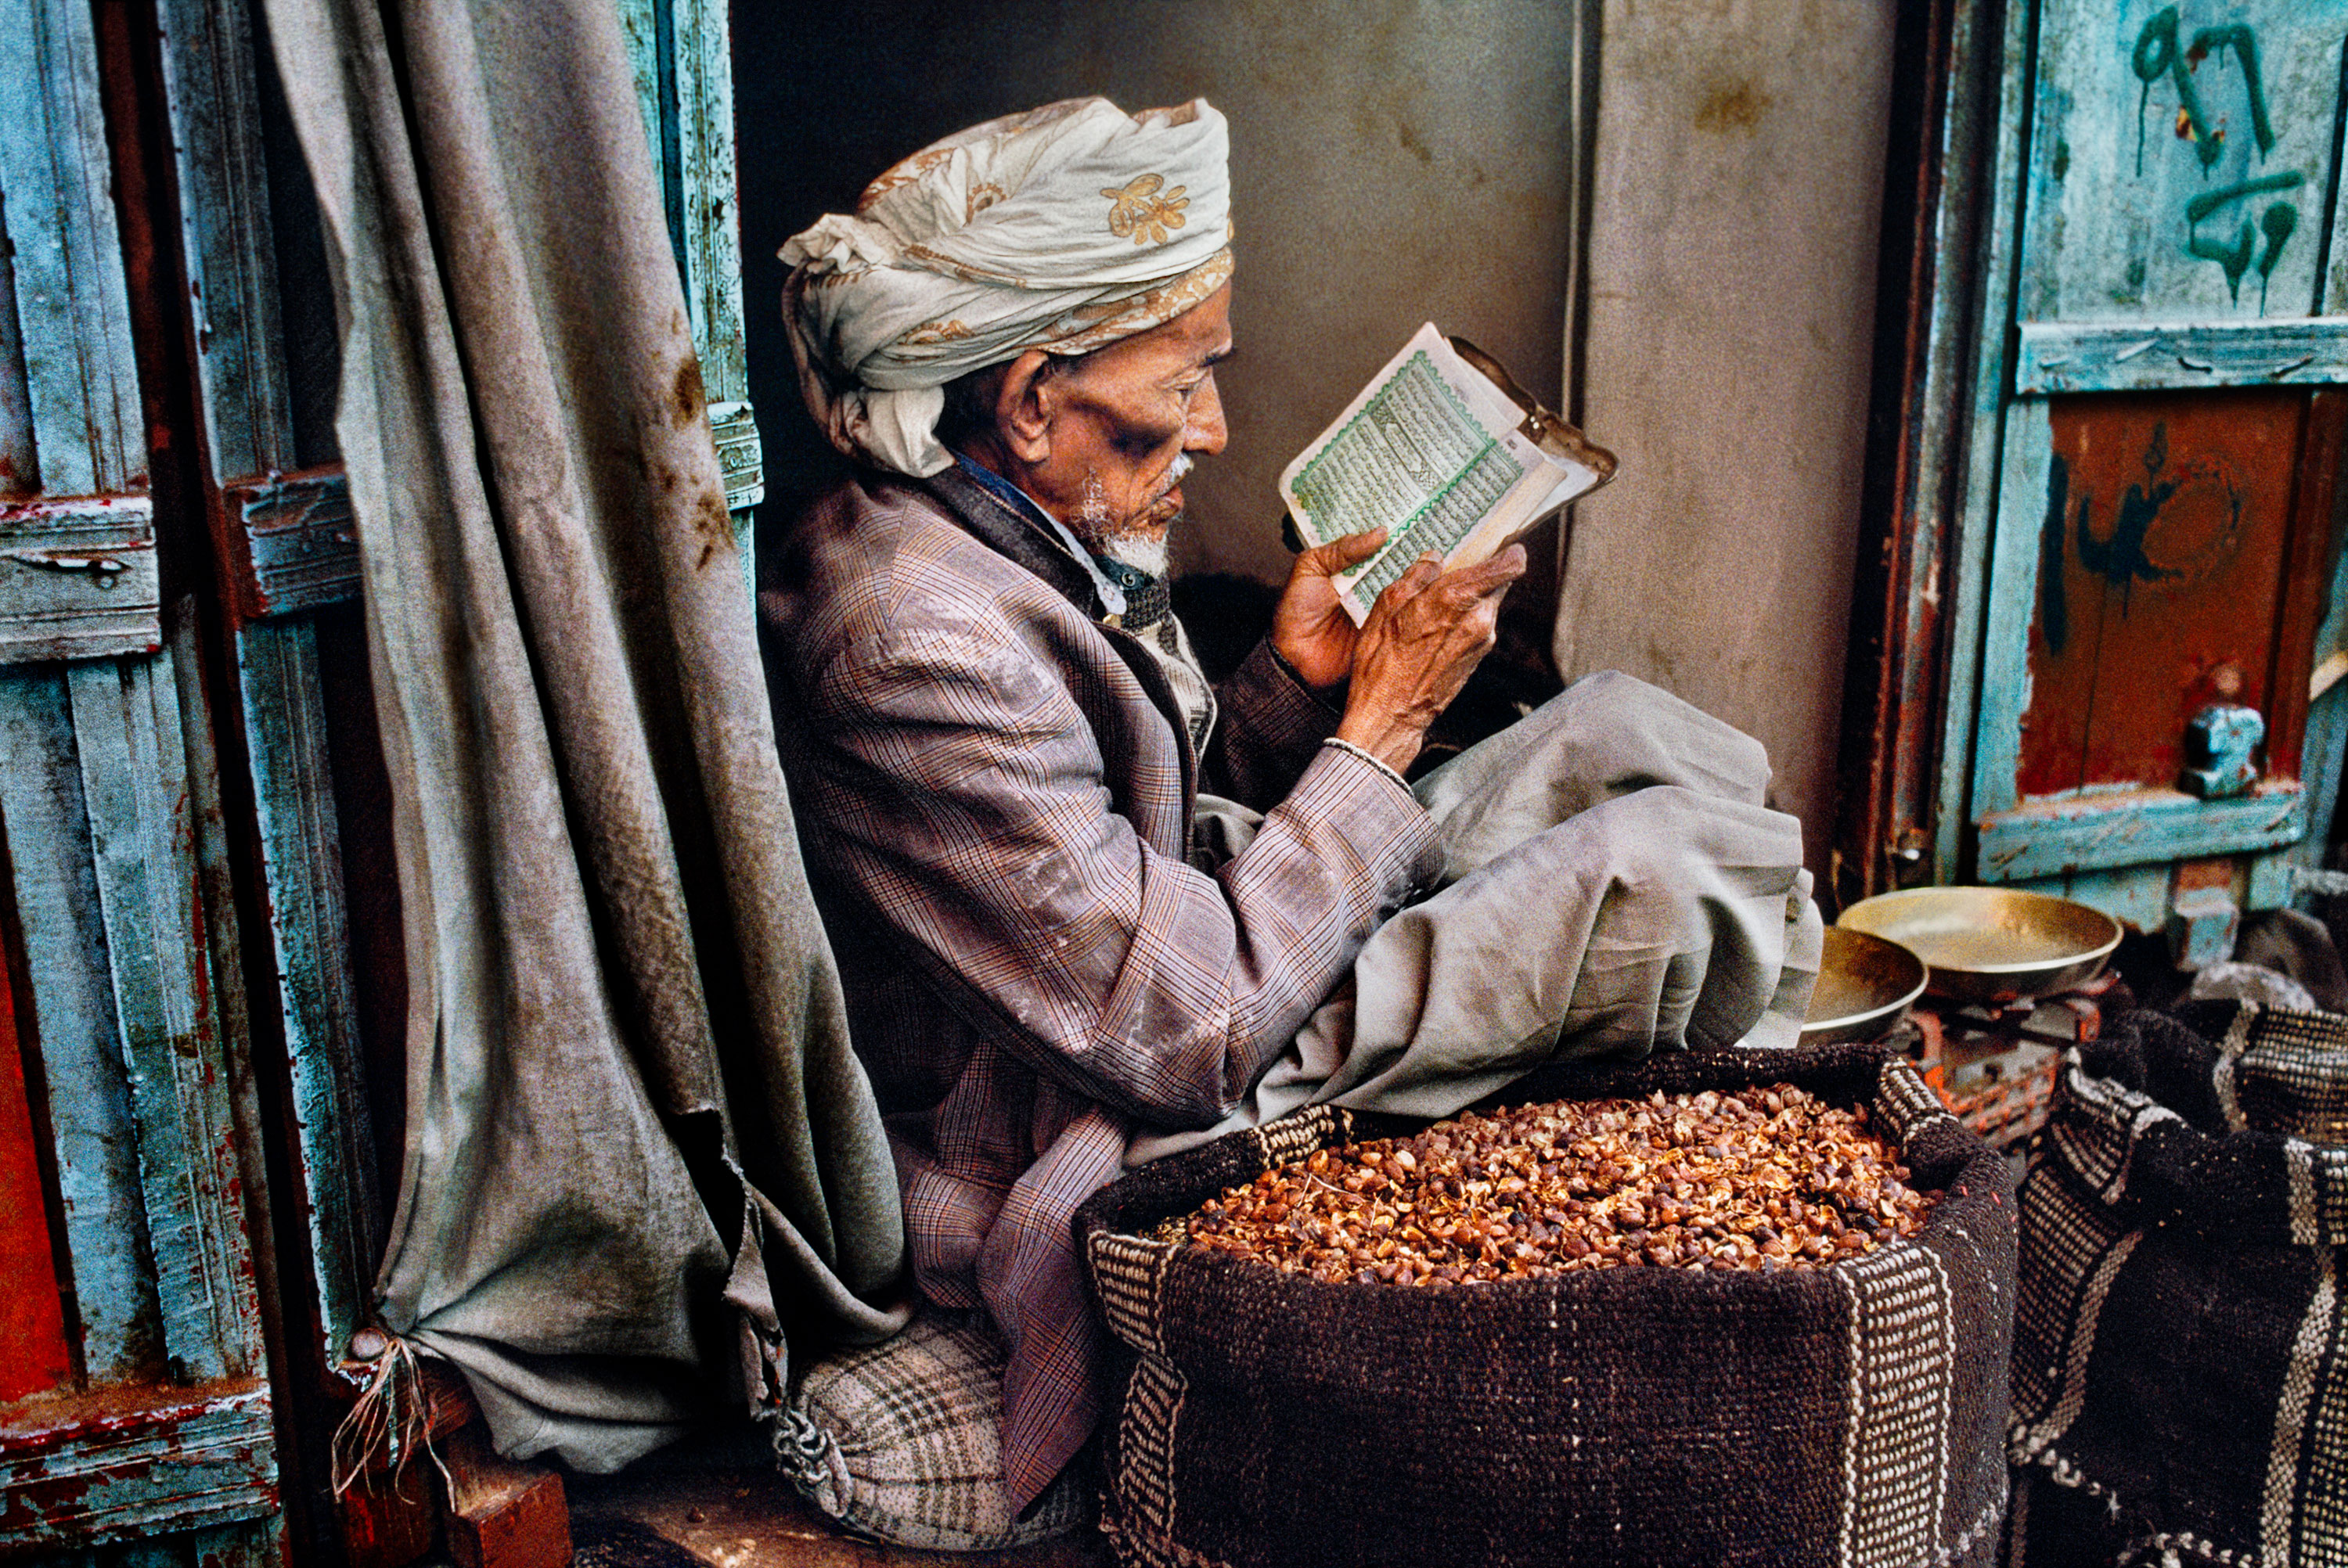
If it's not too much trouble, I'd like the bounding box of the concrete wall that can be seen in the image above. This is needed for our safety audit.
[735,0,1898,876]
[733,0,1586,585]
[1558,0,1896,883]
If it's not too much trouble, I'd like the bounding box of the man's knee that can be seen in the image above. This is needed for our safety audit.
[1539,669,1774,809]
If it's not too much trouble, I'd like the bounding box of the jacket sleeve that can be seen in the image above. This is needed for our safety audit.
[1203,636,1347,810]
[799,606,1439,1131]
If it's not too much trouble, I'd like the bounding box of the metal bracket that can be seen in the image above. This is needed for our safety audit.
[0,495,160,663]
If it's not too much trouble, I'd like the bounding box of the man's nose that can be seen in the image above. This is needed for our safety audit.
[1183,371,1228,455]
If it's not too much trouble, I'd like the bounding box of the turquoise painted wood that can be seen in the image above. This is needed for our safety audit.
[2019,0,2348,328]
[64,654,265,1383]
[674,0,747,407]
[236,617,378,1357]
[0,192,38,498]
[2011,862,2177,933]
[0,667,163,1381]
[1976,783,2307,879]
[0,0,144,497]
[2017,315,2348,392]
[617,0,667,213]
[623,0,758,593]
[219,469,358,619]
[0,1382,276,1549]
[0,0,283,1555]
[2245,483,2348,905]
[154,0,294,483]
[1946,0,2348,914]
[1968,397,2053,830]
[1931,0,2044,886]
[149,0,380,1386]
[0,496,162,661]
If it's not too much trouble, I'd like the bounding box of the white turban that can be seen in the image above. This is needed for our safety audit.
[780,97,1234,477]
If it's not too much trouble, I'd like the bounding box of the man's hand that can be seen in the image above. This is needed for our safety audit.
[1269,527,1388,692]
[1333,544,1528,775]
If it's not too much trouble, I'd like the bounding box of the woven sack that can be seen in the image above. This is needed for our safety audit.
[776,1308,1090,1552]
[1075,1043,2015,1568]
[2006,1002,2348,1568]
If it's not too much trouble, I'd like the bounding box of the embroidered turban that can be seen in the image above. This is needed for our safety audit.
[780,97,1234,477]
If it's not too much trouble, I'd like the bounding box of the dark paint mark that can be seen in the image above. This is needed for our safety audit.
[2183,173,2305,304]
[2076,423,2183,611]
[672,357,705,426]
[2040,453,2070,656]
[2260,203,2299,310]
[2052,139,2071,181]
[2192,25,2276,153]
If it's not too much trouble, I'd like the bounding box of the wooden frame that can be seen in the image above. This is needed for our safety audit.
[1839,0,2348,926]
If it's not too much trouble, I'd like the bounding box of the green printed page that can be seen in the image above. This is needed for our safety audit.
[1281,325,1540,611]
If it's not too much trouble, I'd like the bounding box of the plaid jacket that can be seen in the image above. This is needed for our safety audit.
[763,468,1439,1509]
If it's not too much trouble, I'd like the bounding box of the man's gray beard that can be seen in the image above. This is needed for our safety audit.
[1096,528,1173,581]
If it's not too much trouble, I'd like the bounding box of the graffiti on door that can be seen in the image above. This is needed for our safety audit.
[2131,7,2303,308]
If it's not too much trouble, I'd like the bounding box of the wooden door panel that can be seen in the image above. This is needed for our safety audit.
[2023,0,2348,330]
[2021,388,2314,797]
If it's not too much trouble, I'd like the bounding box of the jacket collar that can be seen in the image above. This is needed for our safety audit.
[919,462,1112,622]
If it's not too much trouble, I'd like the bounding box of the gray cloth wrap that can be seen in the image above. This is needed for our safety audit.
[1133,670,1821,1160]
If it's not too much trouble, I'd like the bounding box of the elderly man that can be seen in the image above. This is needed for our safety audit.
[766,97,1817,1512]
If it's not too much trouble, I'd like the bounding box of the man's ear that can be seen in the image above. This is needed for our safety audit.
[992,349,1061,464]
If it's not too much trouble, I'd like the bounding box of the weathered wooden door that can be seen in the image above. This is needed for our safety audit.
[2,0,762,1555]
[0,0,279,1557]
[1844,0,2348,950]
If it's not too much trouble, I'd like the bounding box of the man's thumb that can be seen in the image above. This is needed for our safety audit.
[1299,526,1387,575]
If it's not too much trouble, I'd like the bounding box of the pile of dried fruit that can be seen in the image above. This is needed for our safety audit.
[1174,1086,1934,1286]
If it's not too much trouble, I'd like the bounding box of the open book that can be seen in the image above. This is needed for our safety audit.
[1280,324,1616,623]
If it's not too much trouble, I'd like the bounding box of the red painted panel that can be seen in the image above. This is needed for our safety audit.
[0,919,72,1403]
[2021,390,2320,800]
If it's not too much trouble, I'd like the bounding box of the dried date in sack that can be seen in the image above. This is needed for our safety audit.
[1078,1042,2015,1568]
[2005,1002,2348,1568]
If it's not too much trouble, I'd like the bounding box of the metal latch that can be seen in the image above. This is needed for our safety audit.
[0,494,160,663]
[4,548,133,582]
[2179,703,2264,798]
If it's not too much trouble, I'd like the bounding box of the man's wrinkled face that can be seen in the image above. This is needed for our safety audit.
[1032,283,1232,552]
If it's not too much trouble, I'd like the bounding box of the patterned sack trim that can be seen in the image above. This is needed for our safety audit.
[2227,1003,2348,1144]
[1875,1056,1959,1145]
[2012,1005,2348,1568]
[785,1311,1089,1552]
[1927,1485,2013,1568]
[2008,1452,2262,1567]
[2006,1159,2137,1467]
[1835,1238,1957,1566]
[1091,1232,1176,1356]
[2045,1005,2348,1246]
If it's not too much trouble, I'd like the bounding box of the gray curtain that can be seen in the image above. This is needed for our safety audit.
[262,0,909,1468]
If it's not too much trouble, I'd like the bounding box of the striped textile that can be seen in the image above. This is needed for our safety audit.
[783,1309,1091,1551]
[762,466,1439,1511]
[2007,1002,2348,1568]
